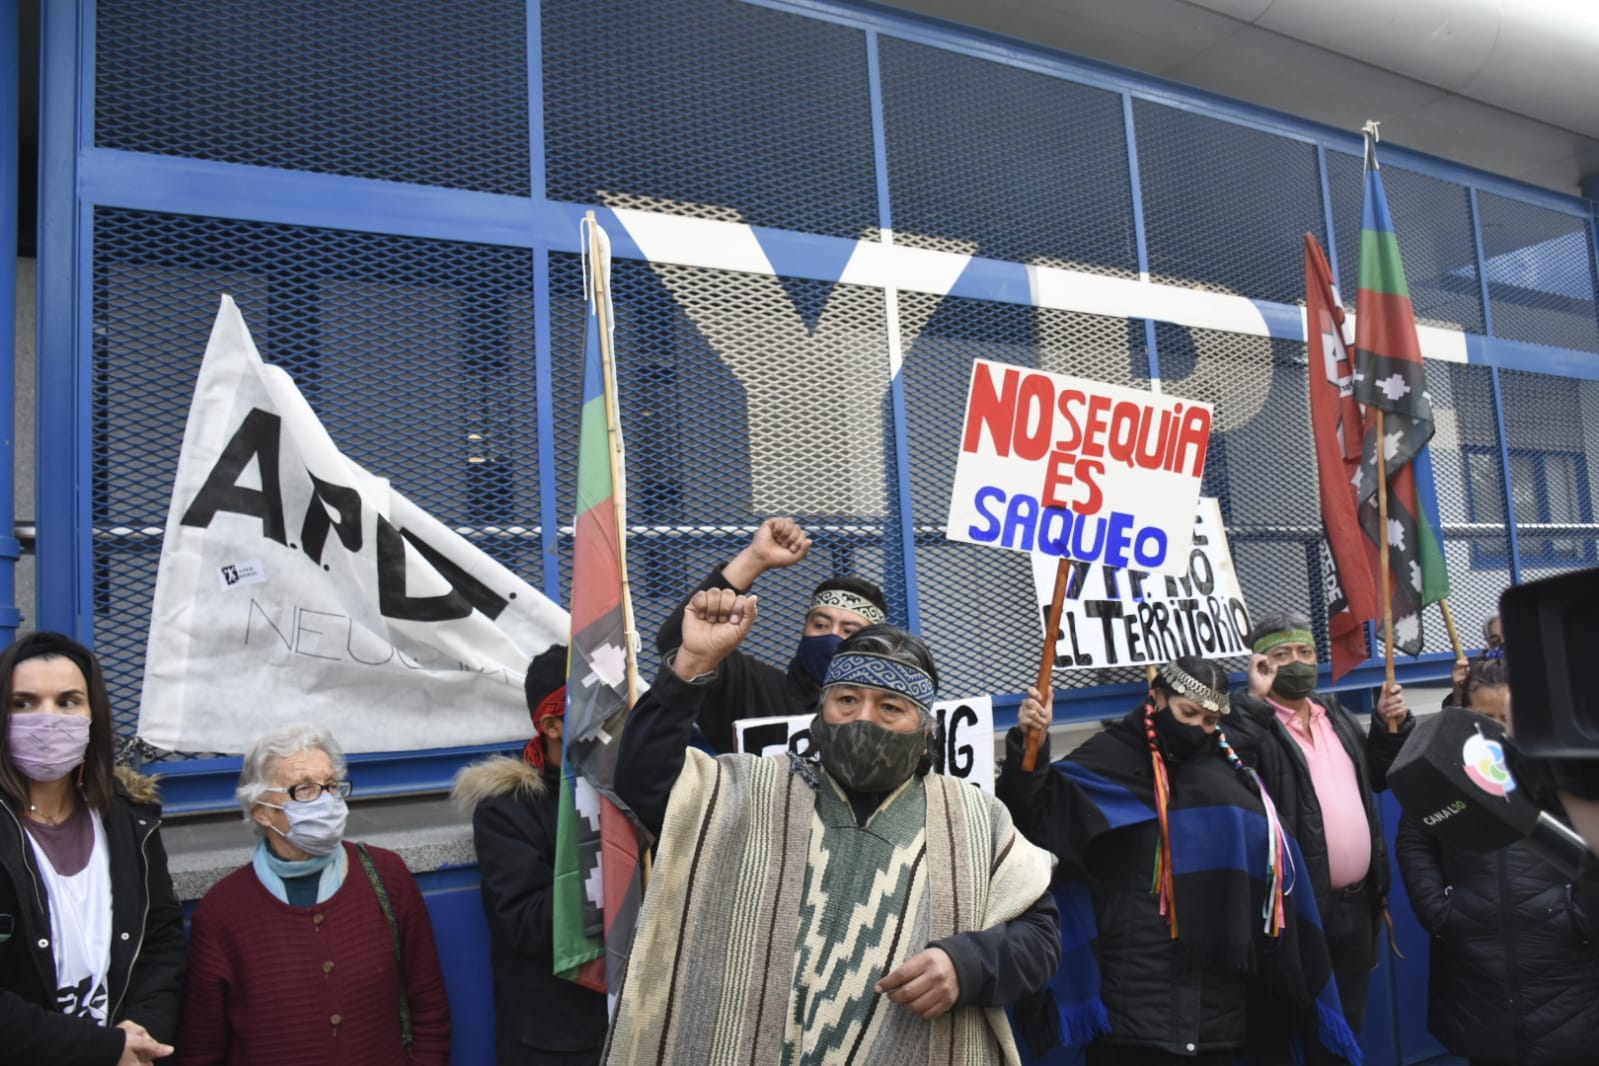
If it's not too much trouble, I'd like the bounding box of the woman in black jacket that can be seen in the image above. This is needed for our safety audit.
[452,644,608,1065]
[0,632,186,1066]
[1396,657,1599,1066]
[997,657,1356,1066]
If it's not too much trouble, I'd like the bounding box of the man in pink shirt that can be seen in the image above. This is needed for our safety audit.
[1228,609,1411,1064]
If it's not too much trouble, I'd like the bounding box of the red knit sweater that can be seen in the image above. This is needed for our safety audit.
[175,842,450,1065]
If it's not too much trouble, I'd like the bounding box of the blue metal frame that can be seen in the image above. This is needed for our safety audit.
[0,0,22,639]
[35,0,91,638]
[1468,187,1526,584]
[36,0,1599,812]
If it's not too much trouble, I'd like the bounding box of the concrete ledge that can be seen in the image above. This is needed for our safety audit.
[160,793,476,902]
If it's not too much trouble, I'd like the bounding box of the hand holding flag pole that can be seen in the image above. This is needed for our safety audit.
[1022,555,1071,771]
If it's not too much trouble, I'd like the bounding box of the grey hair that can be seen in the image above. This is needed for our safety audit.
[1481,614,1500,643]
[1246,609,1315,649]
[235,721,348,835]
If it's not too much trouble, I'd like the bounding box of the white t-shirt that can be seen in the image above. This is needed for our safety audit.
[29,811,113,1024]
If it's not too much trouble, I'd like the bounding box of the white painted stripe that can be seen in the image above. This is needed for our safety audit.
[839,238,974,298]
[608,208,775,276]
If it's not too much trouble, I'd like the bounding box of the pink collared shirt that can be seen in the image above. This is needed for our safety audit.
[1270,697,1371,889]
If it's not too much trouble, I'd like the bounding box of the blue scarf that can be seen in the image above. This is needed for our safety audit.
[1016,725,1360,1066]
[252,839,347,905]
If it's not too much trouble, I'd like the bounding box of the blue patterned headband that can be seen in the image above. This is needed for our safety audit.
[822,651,937,711]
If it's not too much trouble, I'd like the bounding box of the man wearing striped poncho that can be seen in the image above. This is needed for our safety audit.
[605,590,1060,1066]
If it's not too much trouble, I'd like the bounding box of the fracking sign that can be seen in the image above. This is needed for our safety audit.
[945,360,1212,576]
[138,297,570,754]
[1030,497,1251,669]
[733,696,996,793]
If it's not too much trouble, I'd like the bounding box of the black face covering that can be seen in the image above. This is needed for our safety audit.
[809,712,928,793]
[1152,706,1214,762]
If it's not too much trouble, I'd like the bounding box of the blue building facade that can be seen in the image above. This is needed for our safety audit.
[15,1,1599,1062]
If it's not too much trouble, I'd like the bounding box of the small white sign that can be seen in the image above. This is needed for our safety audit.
[732,695,996,793]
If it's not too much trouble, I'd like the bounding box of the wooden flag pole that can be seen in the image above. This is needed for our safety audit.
[1374,409,1399,733]
[586,211,640,708]
[1438,598,1465,661]
[1022,557,1072,772]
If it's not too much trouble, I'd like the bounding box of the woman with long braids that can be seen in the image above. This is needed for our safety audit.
[996,656,1359,1066]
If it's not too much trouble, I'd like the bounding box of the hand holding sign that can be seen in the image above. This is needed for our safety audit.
[1018,686,1053,735]
[674,590,758,679]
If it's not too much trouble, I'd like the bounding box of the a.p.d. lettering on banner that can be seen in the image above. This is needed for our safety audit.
[945,359,1213,576]
[1030,498,1251,670]
[138,296,570,754]
[732,697,995,793]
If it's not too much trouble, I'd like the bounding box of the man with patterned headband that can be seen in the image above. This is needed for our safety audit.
[655,516,890,753]
[608,590,1060,1066]
[1227,608,1410,1061]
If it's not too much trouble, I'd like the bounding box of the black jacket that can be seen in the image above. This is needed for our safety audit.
[455,755,609,1064]
[617,663,1061,1012]
[655,565,820,754]
[1397,752,1599,1065]
[996,722,1259,1055]
[1228,689,1409,918]
[0,770,186,1066]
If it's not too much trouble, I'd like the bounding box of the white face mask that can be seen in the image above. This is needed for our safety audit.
[260,791,348,856]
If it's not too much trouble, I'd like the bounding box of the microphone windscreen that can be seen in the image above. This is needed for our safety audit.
[1389,707,1539,851]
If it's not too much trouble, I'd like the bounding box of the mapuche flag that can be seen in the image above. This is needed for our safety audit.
[1304,234,1378,680]
[552,217,646,997]
[1350,132,1451,656]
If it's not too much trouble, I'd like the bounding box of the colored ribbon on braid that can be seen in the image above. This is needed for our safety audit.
[1143,697,1179,939]
[1217,729,1294,938]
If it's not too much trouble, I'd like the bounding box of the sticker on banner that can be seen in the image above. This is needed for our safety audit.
[216,560,267,589]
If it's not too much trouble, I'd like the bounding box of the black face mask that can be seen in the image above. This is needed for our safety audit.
[1153,706,1213,762]
[809,713,927,793]
[1271,661,1318,701]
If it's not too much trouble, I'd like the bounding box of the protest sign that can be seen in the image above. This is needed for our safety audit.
[138,296,570,754]
[945,359,1212,575]
[1030,497,1251,669]
[732,696,996,793]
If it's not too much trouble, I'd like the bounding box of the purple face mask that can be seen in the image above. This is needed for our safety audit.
[8,713,91,783]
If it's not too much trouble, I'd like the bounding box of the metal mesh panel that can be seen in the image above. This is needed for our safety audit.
[541,0,878,240]
[1430,364,1515,647]
[1498,369,1599,578]
[1476,193,1599,352]
[90,208,540,743]
[898,292,1151,697]
[1325,151,1485,333]
[878,38,1137,274]
[1154,322,1322,660]
[547,253,903,677]
[1132,101,1324,304]
[94,0,530,196]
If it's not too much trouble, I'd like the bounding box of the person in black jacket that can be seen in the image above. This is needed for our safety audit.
[1226,609,1411,1061]
[453,644,609,1065]
[998,656,1359,1066]
[1396,657,1599,1066]
[0,631,186,1066]
[655,516,889,753]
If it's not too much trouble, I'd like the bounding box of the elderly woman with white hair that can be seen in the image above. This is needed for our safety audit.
[176,722,451,1064]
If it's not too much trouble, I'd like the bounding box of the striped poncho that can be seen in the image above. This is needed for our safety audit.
[603,751,1055,1066]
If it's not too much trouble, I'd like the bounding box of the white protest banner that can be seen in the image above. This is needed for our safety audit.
[138,296,571,754]
[732,696,996,793]
[1030,497,1251,670]
[945,359,1213,575]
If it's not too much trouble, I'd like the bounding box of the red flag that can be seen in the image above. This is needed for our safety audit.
[1305,234,1378,680]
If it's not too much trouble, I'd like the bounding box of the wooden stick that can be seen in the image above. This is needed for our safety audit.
[1146,664,1159,685]
[587,211,640,709]
[1375,409,1399,733]
[1022,557,1072,771]
[1438,597,1465,661]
